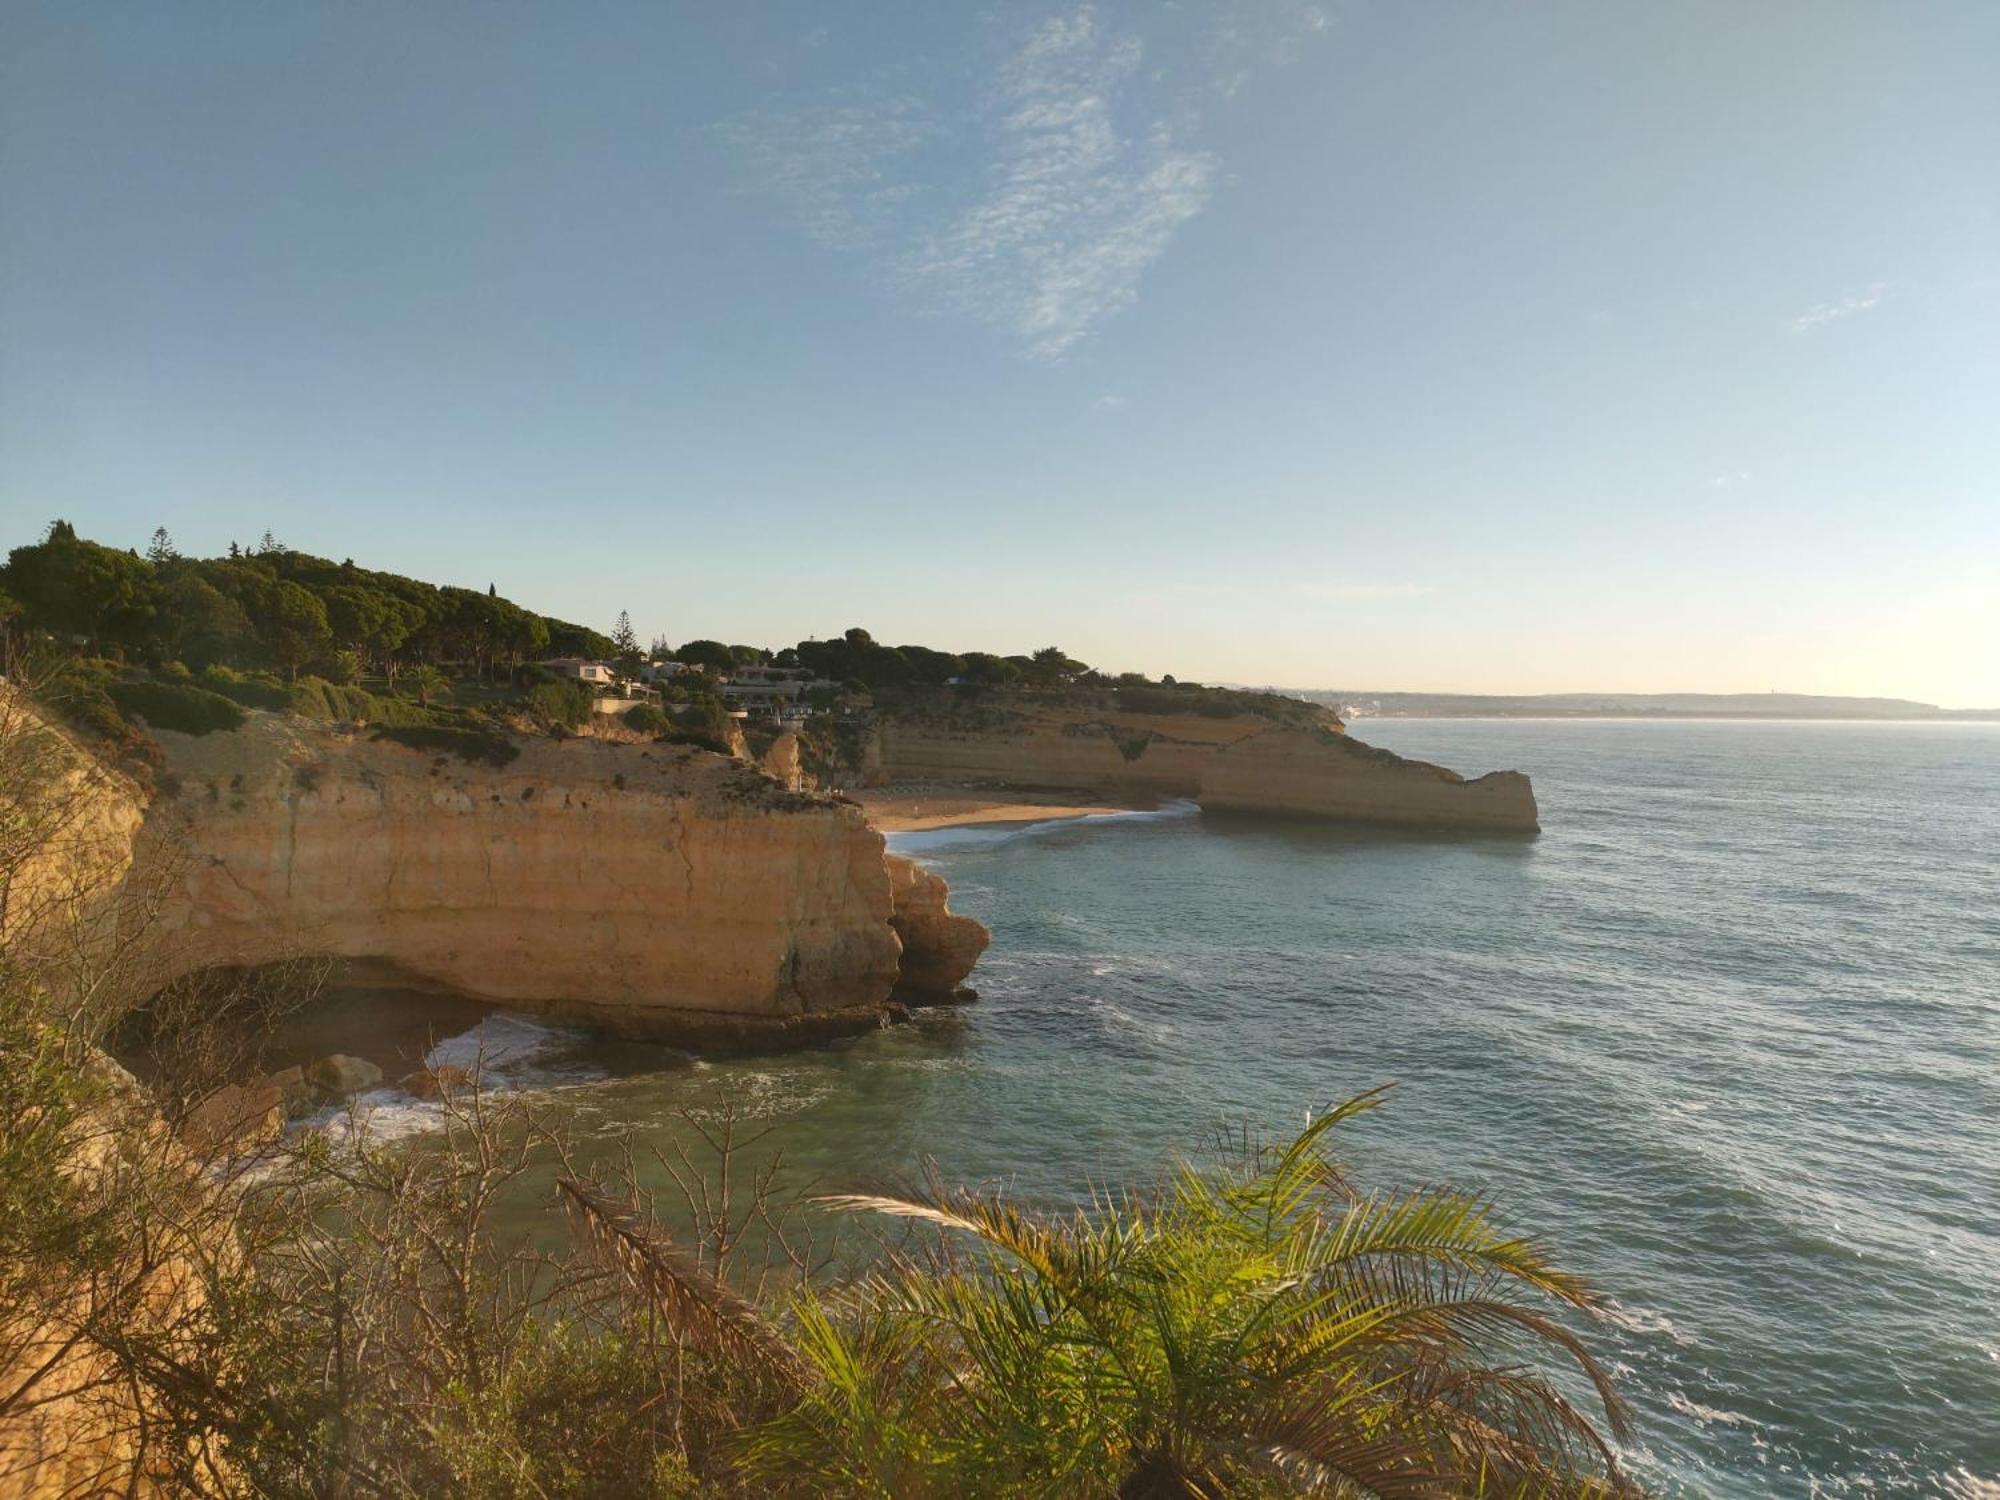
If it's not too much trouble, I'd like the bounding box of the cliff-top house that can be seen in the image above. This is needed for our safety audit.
[539,658,617,685]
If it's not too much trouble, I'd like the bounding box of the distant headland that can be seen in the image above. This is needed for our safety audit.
[1257,689,2000,722]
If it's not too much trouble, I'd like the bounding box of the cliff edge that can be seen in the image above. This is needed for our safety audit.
[1197,728,1538,832]
[101,713,988,1043]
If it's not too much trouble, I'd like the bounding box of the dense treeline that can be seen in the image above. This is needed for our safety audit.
[0,523,749,769]
[1,523,1323,746]
[0,521,612,686]
[786,627,1323,725]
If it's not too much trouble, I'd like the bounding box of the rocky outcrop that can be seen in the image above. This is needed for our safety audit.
[1198,729,1538,832]
[885,853,990,1000]
[0,691,150,977]
[761,730,805,791]
[871,702,1538,833]
[121,715,983,1042]
[304,1053,383,1096]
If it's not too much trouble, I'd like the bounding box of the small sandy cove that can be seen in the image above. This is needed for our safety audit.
[851,784,1144,833]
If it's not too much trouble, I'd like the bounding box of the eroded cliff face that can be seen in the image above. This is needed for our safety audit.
[872,703,1539,832]
[875,705,1285,799]
[0,693,149,977]
[884,853,990,1000]
[761,730,805,791]
[132,716,983,1041]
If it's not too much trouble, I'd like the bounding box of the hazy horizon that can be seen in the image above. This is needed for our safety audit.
[4,3,1996,705]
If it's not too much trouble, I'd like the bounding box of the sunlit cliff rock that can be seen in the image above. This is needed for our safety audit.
[885,852,990,1000]
[870,703,1538,832]
[33,712,988,1043]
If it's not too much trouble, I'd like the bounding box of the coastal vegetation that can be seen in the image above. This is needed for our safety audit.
[0,685,1632,1496]
[1,523,1326,778]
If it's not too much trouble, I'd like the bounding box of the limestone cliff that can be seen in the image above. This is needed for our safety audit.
[122,715,984,1042]
[1198,728,1538,832]
[871,702,1538,833]
[760,729,805,791]
[874,704,1283,798]
[884,853,990,1000]
[0,692,149,973]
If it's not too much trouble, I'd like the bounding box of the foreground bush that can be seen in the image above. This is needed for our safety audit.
[8,1068,1644,1497]
[630,1090,1638,1498]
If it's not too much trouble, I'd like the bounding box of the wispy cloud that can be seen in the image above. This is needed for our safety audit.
[1209,0,1337,96]
[903,9,1215,358]
[1789,283,1887,334]
[711,5,1323,359]
[708,100,935,251]
[1704,469,1752,490]
[1091,393,1131,411]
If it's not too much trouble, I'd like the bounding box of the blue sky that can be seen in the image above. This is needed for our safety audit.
[3,2,1996,703]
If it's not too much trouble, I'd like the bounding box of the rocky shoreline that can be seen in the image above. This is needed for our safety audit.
[22,693,1532,1073]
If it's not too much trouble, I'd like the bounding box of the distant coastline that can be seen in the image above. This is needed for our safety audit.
[1247,689,2000,722]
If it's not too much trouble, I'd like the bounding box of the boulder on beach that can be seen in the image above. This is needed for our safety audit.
[399,1064,473,1099]
[262,1064,316,1119]
[181,1081,286,1156]
[304,1054,383,1097]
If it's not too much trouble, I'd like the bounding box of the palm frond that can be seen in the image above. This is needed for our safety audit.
[556,1175,809,1394]
[1319,1186,1600,1309]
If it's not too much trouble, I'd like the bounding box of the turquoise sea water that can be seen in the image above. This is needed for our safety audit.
[343,720,2000,1497]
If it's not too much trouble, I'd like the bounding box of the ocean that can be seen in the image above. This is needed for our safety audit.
[332,719,2000,1497]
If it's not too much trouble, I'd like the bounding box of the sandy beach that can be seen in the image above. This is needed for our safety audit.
[851,785,1144,833]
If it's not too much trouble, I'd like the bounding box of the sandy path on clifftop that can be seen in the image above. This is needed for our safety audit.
[852,786,1146,832]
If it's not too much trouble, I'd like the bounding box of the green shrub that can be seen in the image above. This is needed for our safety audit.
[106,678,246,736]
[20,658,162,774]
[198,664,289,711]
[1113,731,1152,762]
[364,694,453,728]
[157,661,192,683]
[285,675,334,719]
[371,724,520,768]
[525,678,595,732]
[31,658,118,737]
[665,728,733,756]
[287,675,378,722]
[325,648,363,686]
[622,703,666,735]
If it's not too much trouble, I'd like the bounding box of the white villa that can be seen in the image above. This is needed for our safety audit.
[539,657,616,685]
